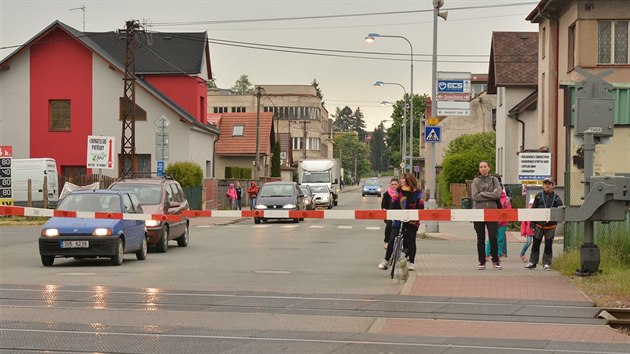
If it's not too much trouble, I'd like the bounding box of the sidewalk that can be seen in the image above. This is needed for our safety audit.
[384,221,630,346]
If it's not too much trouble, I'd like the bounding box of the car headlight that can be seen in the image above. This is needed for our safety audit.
[283,204,296,209]
[145,220,161,227]
[255,205,267,209]
[377,188,382,192]
[93,228,112,236]
[41,228,59,237]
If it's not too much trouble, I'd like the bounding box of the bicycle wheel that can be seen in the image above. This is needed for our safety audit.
[390,236,403,279]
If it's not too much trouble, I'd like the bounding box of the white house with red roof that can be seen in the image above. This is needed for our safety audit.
[0,21,219,180]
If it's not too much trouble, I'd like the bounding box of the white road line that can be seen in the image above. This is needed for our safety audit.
[253,225,271,228]
[309,225,325,229]
[366,227,381,230]
[337,226,352,229]
[196,225,213,228]
[281,225,298,229]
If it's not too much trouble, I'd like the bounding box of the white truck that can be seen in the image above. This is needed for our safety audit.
[298,159,341,206]
[11,158,59,208]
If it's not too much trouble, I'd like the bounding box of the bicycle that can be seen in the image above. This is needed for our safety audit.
[388,221,409,281]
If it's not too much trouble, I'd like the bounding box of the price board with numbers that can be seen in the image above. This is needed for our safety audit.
[0,146,12,205]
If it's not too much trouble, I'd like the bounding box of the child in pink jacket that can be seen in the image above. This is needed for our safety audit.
[520,198,536,262]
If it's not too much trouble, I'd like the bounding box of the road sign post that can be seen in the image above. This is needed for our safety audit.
[0,146,13,206]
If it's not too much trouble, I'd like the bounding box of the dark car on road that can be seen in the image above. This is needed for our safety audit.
[39,189,148,266]
[254,182,305,224]
[109,175,189,252]
[299,185,315,210]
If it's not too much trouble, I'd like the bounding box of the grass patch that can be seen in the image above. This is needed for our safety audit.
[555,246,630,308]
[0,216,49,226]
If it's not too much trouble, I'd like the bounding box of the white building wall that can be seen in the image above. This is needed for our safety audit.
[0,49,30,158]
[92,56,216,177]
[496,87,537,184]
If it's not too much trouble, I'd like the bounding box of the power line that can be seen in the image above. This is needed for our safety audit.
[150,2,537,26]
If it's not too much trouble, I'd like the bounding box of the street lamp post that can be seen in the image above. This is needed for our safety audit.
[366,33,413,173]
[374,81,407,170]
[426,0,448,233]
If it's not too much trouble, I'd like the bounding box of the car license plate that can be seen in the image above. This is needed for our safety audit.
[61,240,89,248]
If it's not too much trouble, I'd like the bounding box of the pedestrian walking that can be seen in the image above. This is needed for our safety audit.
[381,178,400,250]
[247,181,259,210]
[378,173,424,272]
[471,161,502,270]
[486,187,511,258]
[235,182,243,210]
[525,177,564,271]
[226,182,238,210]
[520,198,536,262]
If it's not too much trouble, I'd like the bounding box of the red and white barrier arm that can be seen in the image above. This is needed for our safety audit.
[1,205,552,223]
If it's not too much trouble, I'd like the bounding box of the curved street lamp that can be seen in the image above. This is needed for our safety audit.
[366,33,414,173]
[373,81,408,170]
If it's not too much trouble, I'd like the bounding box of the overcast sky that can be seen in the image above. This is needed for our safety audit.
[1,0,539,130]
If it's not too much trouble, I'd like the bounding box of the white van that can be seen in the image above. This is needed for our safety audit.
[12,158,59,208]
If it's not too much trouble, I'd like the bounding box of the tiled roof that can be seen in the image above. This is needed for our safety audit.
[215,113,274,156]
[487,32,538,94]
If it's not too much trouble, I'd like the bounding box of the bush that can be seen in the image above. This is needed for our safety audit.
[225,166,252,179]
[165,161,203,187]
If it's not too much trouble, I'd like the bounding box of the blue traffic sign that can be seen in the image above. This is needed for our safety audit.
[424,126,441,143]
[157,160,165,177]
[437,80,468,93]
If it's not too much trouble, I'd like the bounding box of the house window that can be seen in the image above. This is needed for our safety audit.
[119,97,147,121]
[598,20,629,64]
[213,106,228,113]
[568,24,576,70]
[306,138,320,151]
[232,125,244,136]
[49,100,71,131]
[119,154,150,175]
[292,137,302,150]
[231,106,246,113]
[61,165,86,181]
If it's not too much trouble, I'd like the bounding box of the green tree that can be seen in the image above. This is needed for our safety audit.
[332,106,354,131]
[206,78,217,89]
[352,107,367,141]
[271,142,281,177]
[439,132,496,205]
[231,74,254,95]
[311,79,324,106]
[333,133,371,183]
[165,161,203,187]
[370,123,388,172]
[383,93,428,167]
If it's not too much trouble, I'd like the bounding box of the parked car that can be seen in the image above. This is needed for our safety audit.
[299,185,315,210]
[362,179,382,197]
[39,189,148,266]
[254,182,305,224]
[109,174,189,252]
[310,185,334,209]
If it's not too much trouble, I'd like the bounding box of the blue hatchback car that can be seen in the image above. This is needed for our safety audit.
[39,189,148,266]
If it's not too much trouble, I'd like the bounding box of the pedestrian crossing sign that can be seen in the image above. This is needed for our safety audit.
[424,126,441,143]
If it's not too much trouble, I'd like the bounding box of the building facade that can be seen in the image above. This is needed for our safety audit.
[207,85,333,167]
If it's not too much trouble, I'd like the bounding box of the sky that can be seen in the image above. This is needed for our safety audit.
[1,0,539,130]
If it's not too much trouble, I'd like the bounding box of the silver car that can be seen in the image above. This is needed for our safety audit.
[310,185,333,209]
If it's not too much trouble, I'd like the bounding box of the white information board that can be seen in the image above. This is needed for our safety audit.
[87,135,115,169]
[518,152,551,180]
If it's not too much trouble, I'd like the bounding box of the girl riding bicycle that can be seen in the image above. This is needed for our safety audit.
[378,173,424,272]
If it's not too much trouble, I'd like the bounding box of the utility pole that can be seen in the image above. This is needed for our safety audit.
[302,121,308,159]
[255,86,262,179]
[119,20,143,176]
